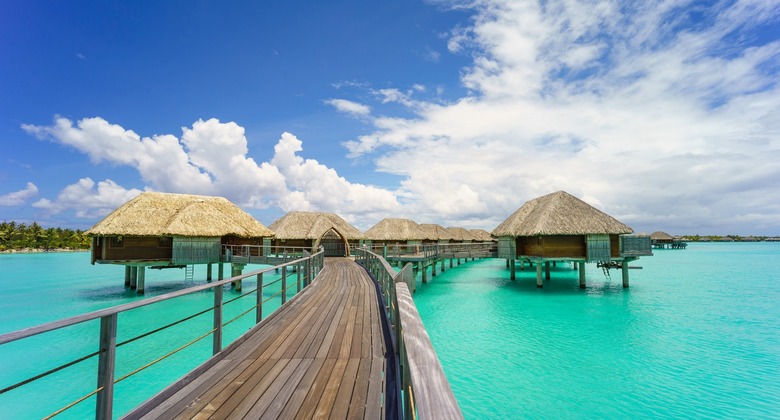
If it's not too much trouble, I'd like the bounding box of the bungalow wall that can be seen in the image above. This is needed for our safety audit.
[93,236,173,263]
[271,238,315,251]
[517,235,586,258]
[172,236,221,264]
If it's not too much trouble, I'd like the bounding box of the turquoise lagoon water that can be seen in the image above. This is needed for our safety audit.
[0,252,294,419]
[1,244,779,418]
[412,242,780,418]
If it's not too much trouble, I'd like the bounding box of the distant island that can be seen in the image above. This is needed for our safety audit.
[669,235,780,242]
[0,221,90,252]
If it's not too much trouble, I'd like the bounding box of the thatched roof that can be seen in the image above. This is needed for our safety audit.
[363,218,425,241]
[87,192,274,238]
[418,223,453,241]
[469,229,494,241]
[446,227,474,241]
[268,211,362,240]
[492,191,633,236]
[650,231,674,241]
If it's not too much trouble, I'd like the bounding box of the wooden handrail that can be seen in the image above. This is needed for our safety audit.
[354,247,463,420]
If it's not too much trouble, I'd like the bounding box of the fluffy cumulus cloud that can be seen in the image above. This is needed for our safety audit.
[23,117,400,224]
[32,178,143,218]
[342,0,780,234]
[0,182,39,206]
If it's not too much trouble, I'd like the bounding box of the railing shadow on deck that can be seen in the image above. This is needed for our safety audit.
[0,249,325,420]
[354,247,464,420]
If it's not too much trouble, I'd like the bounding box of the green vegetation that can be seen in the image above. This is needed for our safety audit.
[0,221,90,252]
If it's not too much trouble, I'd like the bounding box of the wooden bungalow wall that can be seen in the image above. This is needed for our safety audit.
[93,236,173,262]
[172,236,221,265]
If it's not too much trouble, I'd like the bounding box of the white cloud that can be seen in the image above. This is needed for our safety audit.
[270,132,400,215]
[23,118,401,226]
[32,178,142,218]
[0,182,39,206]
[340,0,780,233]
[324,99,372,117]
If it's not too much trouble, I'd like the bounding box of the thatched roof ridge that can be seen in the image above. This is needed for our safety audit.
[492,191,633,236]
[446,227,474,241]
[87,192,274,237]
[469,229,494,241]
[268,211,362,240]
[418,223,453,241]
[363,218,425,241]
[650,231,674,240]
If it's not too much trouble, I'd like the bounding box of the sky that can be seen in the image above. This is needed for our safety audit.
[1,0,779,235]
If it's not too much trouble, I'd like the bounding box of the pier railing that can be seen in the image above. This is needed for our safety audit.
[354,247,463,420]
[359,242,496,261]
[0,249,325,420]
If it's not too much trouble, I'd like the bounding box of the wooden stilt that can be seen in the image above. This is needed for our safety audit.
[124,266,131,288]
[440,258,445,272]
[231,264,243,292]
[510,258,516,280]
[579,262,586,289]
[218,263,224,281]
[130,266,138,289]
[137,267,145,294]
[422,263,428,283]
[622,260,630,288]
[506,259,510,268]
[206,263,212,282]
[450,258,453,268]
[536,263,543,288]
[545,261,551,280]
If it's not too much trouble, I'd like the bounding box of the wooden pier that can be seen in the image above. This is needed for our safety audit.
[126,258,388,419]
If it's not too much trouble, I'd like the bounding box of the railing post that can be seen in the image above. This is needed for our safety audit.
[297,262,302,293]
[256,273,263,323]
[96,313,117,420]
[213,285,223,355]
[281,265,287,304]
[305,258,311,286]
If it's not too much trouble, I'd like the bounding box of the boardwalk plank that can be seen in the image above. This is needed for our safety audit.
[346,358,371,419]
[124,258,386,420]
[330,357,361,418]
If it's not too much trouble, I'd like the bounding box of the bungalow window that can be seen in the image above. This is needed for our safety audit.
[110,236,124,248]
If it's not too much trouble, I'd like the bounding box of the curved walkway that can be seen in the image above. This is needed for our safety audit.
[126,258,387,419]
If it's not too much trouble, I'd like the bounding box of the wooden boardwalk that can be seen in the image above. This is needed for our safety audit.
[127,258,387,419]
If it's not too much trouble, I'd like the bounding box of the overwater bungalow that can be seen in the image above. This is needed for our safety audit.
[363,218,425,249]
[268,211,362,257]
[87,192,274,293]
[446,227,474,243]
[469,228,495,242]
[492,191,652,288]
[651,231,687,249]
[418,223,453,244]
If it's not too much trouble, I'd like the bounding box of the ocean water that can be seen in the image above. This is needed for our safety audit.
[1,244,779,419]
[0,252,295,419]
[412,243,780,418]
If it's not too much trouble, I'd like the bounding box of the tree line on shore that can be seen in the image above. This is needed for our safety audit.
[0,221,90,251]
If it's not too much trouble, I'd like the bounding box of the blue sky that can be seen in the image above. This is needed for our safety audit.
[2,0,779,235]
